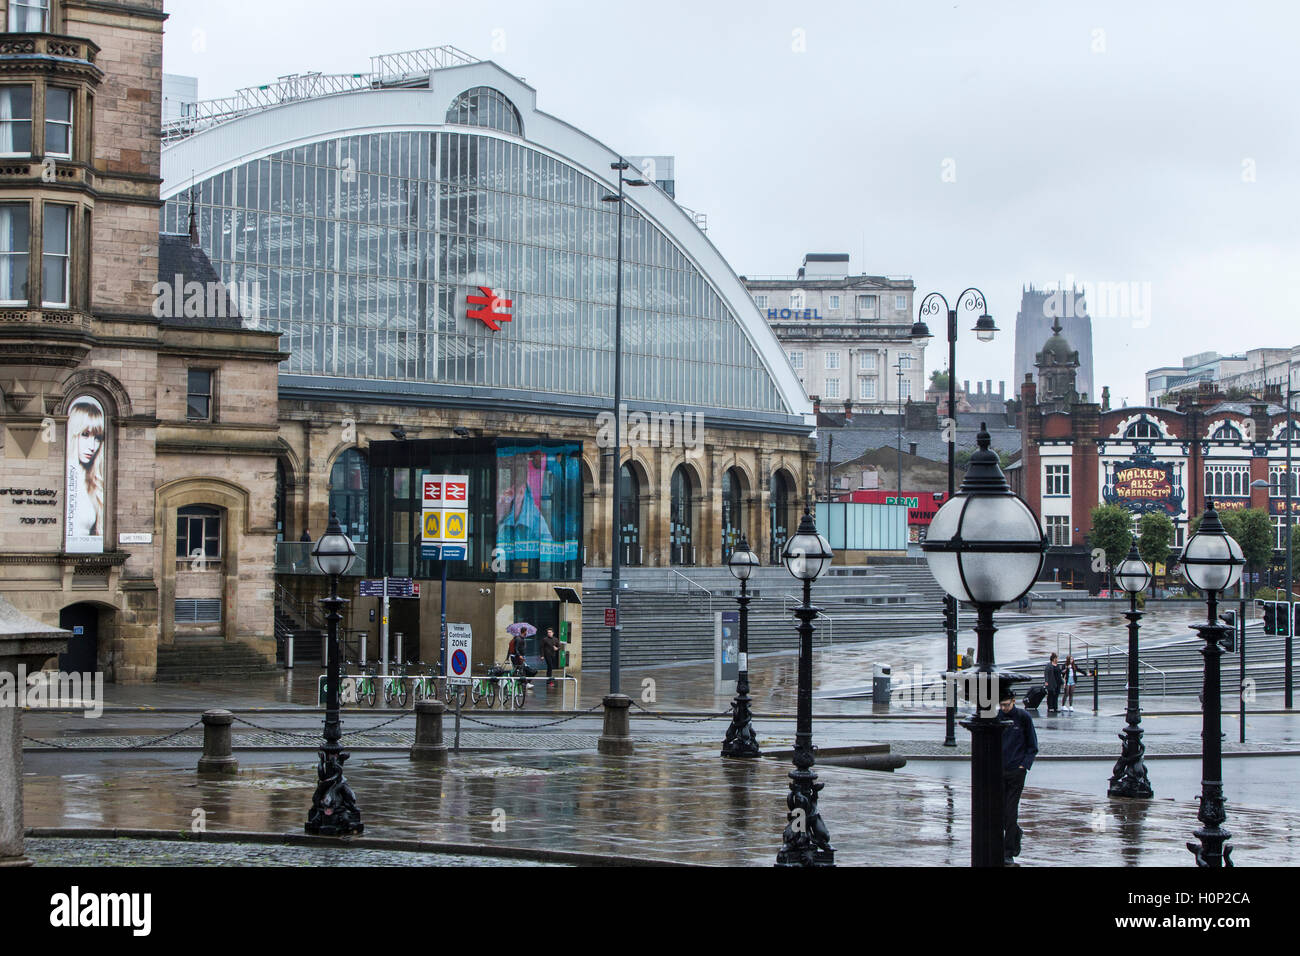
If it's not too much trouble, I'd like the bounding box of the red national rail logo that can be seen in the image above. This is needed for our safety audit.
[467,286,513,331]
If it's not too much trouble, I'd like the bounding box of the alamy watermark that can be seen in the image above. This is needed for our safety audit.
[595,405,703,453]
[1037,273,1151,329]
[1,664,103,717]
[151,274,263,328]
[888,665,1003,714]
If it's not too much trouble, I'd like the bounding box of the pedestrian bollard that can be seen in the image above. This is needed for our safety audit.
[1092,664,1099,714]
[597,694,634,756]
[410,699,448,763]
[197,709,238,775]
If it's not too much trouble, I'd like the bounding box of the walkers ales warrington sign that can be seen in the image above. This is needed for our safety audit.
[1103,452,1183,516]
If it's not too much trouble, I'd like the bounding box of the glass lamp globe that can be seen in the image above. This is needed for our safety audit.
[923,424,1046,605]
[1115,540,1152,595]
[783,509,833,582]
[973,313,998,342]
[728,535,760,582]
[1181,501,1244,594]
[312,511,357,577]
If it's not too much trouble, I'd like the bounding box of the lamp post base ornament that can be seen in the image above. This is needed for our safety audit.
[775,750,834,866]
[305,750,363,836]
[721,692,761,759]
[1108,722,1153,798]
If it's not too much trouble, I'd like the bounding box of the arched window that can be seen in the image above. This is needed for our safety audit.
[721,468,745,561]
[769,470,794,565]
[1124,419,1160,439]
[619,463,641,567]
[328,448,369,542]
[445,87,523,136]
[1212,422,1243,441]
[670,465,695,566]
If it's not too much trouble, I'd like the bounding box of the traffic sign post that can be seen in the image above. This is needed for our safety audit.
[446,622,473,753]
[422,474,469,674]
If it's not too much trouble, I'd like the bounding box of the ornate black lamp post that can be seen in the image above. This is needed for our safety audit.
[911,288,998,748]
[1109,539,1154,798]
[775,509,835,867]
[922,425,1046,867]
[305,512,363,836]
[722,535,761,758]
[1181,499,1244,867]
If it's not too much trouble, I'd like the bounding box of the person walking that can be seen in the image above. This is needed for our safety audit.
[541,626,561,687]
[1001,685,1038,865]
[1043,652,1063,714]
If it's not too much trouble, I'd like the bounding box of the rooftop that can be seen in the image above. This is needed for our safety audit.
[161,46,481,144]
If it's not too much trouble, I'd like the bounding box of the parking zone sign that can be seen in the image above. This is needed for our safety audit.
[447,623,472,685]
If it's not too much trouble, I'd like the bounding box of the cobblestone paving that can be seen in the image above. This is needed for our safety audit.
[24,837,553,867]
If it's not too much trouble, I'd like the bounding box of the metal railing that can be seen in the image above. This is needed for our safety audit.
[162,45,479,143]
[275,541,368,575]
[1103,644,1168,700]
[669,568,712,616]
[779,592,834,644]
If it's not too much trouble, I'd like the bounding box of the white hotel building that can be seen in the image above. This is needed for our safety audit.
[742,255,924,414]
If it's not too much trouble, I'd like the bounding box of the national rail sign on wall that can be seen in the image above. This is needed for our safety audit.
[1103,452,1183,516]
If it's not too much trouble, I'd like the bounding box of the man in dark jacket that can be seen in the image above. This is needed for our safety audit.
[541,627,561,686]
[1001,686,1038,865]
[1043,652,1063,714]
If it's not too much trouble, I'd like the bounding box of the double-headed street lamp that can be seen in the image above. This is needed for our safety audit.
[305,512,363,836]
[923,425,1046,867]
[911,288,998,748]
[600,161,649,699]
[1109,539,1154,798]
[1180,500,1244,867]
[722,535,761,758]
[775,508,835,866]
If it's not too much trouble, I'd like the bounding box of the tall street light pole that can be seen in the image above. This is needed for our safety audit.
[1180,499,1244,867]
[895,361,904,499]
[911,289,998,748]
[1110,539,1154,798]
[305,512,362,836]
[922,425,1046,866]
[1285,363,1294,708]
[600,162,649,699]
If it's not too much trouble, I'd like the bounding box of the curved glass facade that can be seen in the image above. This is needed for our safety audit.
[162,130,786,413]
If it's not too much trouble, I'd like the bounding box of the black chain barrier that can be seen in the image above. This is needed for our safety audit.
[23,718,204,750]
[230,712,414,740]
[629,700,735,724]
[453,701,605,731]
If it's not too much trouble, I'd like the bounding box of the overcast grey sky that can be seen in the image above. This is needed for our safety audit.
[162,0,1300,405]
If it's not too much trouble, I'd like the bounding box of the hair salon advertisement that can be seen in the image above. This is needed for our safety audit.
[65,395,106,554]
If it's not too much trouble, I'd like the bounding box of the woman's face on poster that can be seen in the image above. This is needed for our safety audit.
[76,424,102,467]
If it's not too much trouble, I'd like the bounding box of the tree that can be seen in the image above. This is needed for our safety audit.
[1090,504,1135,590]
[1138,511,1173,589]
[957,447,1013,469]
[930,371,950,391]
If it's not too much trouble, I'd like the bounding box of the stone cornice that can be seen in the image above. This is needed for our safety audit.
[154,438,283,457]
[64,1,169,24]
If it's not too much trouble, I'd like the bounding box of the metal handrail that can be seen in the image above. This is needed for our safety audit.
[669,568,712,616]
[1105,644,1168,700]
[778,592,834,644]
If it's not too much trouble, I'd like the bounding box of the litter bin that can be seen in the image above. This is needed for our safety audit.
[873,664,891,702]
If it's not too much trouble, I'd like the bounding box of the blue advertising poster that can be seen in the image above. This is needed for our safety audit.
[495,442,580,565]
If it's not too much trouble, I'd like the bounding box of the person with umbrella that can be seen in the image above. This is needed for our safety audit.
[506,622,538,679]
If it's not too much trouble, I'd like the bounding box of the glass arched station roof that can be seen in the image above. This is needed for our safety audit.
[160,51,810,429]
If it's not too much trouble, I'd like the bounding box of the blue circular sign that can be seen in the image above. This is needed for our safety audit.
[451,648,468,675]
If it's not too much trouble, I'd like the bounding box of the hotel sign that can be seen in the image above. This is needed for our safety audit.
[1103,453,1183,516]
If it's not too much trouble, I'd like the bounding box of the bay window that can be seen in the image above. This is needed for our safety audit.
[41,202,70,307]
[0,203,29,305]
[0,86,33,156]
[45,87,73,158]
[8,0,49,32]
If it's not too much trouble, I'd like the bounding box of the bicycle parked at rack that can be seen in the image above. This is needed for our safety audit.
[383,660,410,708]
[352,661,378,708]
[410,662,438,703]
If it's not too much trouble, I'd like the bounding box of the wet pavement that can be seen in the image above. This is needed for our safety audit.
[21,743,1300,866]
[19,604,1300,865]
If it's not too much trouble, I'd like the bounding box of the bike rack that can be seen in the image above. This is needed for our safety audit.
[324,671,579,710]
